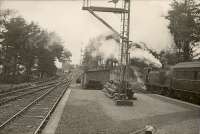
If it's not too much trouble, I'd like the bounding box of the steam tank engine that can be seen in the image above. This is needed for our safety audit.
[145,61,200,105]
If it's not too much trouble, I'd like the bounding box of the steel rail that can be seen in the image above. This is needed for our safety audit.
[33,82,71,134]
[0,76,66,100]
[0,83,57,106]
[32,76,58,85]
[0,80,59,98]
[0,84,29,94]
[0,76,60,96]
[0,79,67,129]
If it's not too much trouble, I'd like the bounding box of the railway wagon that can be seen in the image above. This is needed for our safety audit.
[81,67,121,89]
[81,69,110,89]
[146,61,200,104]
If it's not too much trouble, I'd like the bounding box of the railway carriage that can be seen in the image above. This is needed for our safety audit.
[171,62,200,103]
[145,61,200,104]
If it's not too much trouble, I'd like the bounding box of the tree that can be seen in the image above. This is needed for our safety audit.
[2,17,27,81]
[0,10,71,83]
[160,49,179,65]
[166,0,200,61]
[37,48,57,78]
[36,31,70,78]
[2,17,41,81]
[48,32,64,60]
[0,9,16,81]
[60,49,72,62]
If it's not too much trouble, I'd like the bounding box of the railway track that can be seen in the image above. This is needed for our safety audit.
[0,80,57,98]
[0,83,56,126]
[0,77,66,124]
[32,76,58,85]
[0,76,58,94]
[0,78,62,106]
[0,77,70,134]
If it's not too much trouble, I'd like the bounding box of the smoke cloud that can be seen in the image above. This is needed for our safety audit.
[85,33,119,61]
[85,33,162,68]
[130,48,162,68]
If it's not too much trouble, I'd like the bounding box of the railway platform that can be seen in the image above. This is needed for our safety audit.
[53,84,200,134]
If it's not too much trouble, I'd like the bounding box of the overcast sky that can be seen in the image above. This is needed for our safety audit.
[1,0,174,64]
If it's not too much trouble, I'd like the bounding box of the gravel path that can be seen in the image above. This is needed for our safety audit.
[55,86,200,134]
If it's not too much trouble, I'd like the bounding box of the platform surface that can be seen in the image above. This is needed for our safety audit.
[55,85,200,134]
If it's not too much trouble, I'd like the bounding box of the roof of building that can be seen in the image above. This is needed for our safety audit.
[86,68,110,72]
[173,61,200,69]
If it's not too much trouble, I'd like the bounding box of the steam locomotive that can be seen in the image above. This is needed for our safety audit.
[145,61,200,105]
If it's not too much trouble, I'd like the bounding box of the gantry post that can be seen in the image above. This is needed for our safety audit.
[82,0,132,97]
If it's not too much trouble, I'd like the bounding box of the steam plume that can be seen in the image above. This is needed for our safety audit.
[130,42,162,68]
[130,49,162,68]
[85,33,119,61]
[85,33,162,68]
